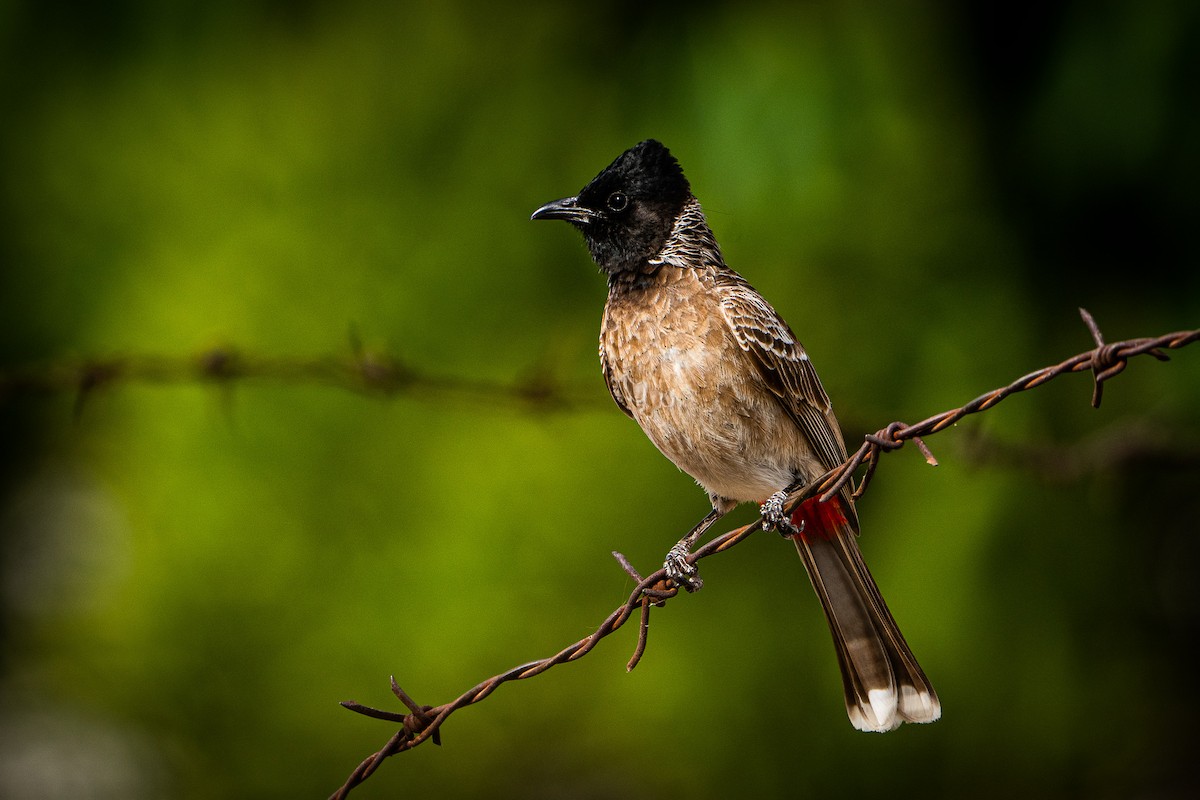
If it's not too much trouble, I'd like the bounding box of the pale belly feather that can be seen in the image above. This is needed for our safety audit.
[602,271,817,504]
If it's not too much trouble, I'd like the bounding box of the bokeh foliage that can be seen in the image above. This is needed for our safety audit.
[1,1,1197,798]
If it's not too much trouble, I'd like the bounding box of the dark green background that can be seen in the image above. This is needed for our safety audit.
[2,2,1198,798]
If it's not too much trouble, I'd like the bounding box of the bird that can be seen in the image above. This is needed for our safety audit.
[530,139,940,732]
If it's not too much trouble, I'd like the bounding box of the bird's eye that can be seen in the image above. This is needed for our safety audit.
[606,191,629,212]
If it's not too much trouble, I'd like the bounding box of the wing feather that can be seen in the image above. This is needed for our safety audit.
[599,338,634,419]
[714,270,849,477]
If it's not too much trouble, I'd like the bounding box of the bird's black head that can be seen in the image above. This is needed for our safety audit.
[531,140,692,275]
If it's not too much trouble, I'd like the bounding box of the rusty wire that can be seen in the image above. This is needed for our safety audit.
[329,311,1199,798]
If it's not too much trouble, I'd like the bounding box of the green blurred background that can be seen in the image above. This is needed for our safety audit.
[2,1,1198,797]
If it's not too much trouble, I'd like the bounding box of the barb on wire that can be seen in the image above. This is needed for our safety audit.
[331,312,1199,798]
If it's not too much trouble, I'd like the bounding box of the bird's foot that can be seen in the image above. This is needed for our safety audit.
[760,490,802,537]
[664,543,703,592]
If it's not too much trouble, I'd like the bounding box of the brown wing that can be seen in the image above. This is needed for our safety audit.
[598,337,634,419]
[713,268,850,476]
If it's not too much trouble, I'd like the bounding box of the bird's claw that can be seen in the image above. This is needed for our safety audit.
[760,491,802,537]
[664,544,703,592]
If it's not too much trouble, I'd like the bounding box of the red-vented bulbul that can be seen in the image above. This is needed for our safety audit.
[531,140,939,732]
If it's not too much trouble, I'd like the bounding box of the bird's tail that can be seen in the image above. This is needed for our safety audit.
[789,496,940,732]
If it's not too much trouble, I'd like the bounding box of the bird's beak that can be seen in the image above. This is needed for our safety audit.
[530,196,600,225]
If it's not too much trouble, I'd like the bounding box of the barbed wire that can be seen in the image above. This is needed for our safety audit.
[328,310,1199,798]
[3,317,1195,481]
[961,419,1200,481]
[0,335,601,414]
